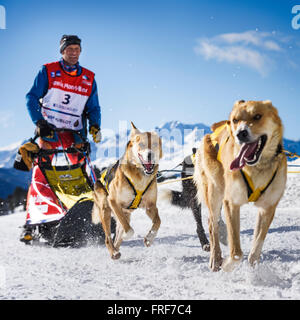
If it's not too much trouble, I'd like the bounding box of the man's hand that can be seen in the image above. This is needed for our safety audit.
[35,119,55,138]
[89,125,101,143]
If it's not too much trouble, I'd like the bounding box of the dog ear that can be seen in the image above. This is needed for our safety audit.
[130,121,140,132]
[233,99,245,108]
[262,100,272,105]
[211,120,230,132]
[130,121,141,139]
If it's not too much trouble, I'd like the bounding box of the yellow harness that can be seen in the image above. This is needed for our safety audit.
[210,123,231,162]
[240,169,278,202]
[100,163,154,209]
[124,175,155,209]
[210,123,279,202]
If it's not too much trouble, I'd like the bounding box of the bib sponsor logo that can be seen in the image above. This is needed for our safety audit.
[82,80,92,86]
[53,80,88,93]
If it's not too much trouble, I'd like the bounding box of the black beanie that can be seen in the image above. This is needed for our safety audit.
[60,35,81,53]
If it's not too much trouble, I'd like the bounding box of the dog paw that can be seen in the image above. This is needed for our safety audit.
[222,255,242,272]
[209,256,223,272]
[144,230,157,247]
[122,228,134,240]
[112,252,121,260]
[248,253,260,267]
[202,244,210,252]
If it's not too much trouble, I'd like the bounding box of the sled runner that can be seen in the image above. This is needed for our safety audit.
[15,128,115,247]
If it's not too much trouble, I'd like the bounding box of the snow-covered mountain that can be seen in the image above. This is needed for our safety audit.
[0,120,299,199]
[0,141,23,169]
[91,121,211,171]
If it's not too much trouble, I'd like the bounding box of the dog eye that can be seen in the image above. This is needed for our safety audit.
[139,142,145,148]
[253,114,262,121]
[232,119,238,124]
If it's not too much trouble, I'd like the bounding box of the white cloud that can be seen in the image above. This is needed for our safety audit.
[217,30,282,51]
[194,30,285,76]
[263,40,281,51]
[195,39,268,76]
[0,111,14,128]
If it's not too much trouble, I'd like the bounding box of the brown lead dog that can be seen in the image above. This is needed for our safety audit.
[193,100,287,271]
[92,122,163,259]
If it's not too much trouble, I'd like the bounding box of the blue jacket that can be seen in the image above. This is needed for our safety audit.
[26,61,101,142]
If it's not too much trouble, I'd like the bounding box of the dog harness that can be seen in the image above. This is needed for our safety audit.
[100,160,120,194]
[210,123,281,202]
[240,168,278,202]
[210,122,231,162]
[100,160,155,209]
[124,176,155,209]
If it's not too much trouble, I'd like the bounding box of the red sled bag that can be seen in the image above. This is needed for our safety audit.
[25,130,94,225]
[25,165,67,225]
[18,129,112,247]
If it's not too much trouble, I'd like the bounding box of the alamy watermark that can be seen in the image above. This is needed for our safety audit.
[292,5,300,30]
[95,120,205,166]
[0,5,6,29]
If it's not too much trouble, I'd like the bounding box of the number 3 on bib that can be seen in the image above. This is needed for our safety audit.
[62,94,71,105]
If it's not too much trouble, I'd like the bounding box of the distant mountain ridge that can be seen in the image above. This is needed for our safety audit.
[0,120,299,199]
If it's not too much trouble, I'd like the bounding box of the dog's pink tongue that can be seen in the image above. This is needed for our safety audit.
[230,141,258,171]
[144,162,153,171]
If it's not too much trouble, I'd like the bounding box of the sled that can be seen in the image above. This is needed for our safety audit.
[16,128,115,247]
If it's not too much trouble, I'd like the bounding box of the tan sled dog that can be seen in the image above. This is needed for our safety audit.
[92,122,163,259]
[193,100,287,271]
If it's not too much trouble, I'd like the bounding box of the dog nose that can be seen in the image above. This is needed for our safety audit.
[147,151,154,162]
[237,130,249,142]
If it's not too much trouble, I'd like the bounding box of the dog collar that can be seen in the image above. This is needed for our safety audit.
[240,143,282,202]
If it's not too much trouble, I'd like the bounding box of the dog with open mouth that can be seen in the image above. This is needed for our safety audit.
[92,122,163,259]
[193,100,287,271]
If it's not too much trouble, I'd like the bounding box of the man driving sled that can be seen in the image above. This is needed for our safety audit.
[20,35,101,243]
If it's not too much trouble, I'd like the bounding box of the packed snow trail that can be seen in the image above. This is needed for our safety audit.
[0,173,300,300]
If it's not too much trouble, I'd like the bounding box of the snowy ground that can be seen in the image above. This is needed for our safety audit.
[0,165,300,300]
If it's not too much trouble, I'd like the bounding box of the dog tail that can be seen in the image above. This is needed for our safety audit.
[193,134,224,204]
[158,188,190,208]
[171,190,190,208]
[203,134,224,184]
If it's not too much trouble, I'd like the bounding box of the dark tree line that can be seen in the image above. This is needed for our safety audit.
[0,187,27,215]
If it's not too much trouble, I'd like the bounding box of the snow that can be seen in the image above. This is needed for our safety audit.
[0,123,299,300]
[0,161,300,300]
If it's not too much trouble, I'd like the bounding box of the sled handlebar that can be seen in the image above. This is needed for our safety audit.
[33,127,87,142]
[32,127,91,157]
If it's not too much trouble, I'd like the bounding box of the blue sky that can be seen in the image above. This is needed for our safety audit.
[0,0,299,147]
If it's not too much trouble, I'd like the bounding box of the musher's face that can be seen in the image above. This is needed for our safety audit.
[62,44,81,66]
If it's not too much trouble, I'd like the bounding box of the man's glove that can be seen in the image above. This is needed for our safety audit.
[35,119,55,138]
[89,125,101,143]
